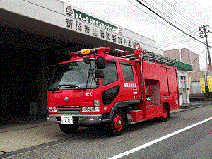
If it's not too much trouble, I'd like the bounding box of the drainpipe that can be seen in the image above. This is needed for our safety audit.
[180,49,182,62]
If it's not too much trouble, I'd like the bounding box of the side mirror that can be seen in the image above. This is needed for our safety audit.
[95,69,104,78]
[83,57,90,64]
[96,56,106,69]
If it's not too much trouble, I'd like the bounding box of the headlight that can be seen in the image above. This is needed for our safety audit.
[48,107,57,112]
[94,100,100,107]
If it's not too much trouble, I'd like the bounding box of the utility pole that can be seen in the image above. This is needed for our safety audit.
[199,25,211,67]
[199,25,211,104]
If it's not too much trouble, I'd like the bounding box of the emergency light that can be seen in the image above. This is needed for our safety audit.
[81,49,91,55]
[79,47,110,55]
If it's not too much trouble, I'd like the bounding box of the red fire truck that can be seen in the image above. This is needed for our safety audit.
[47,45,179,136]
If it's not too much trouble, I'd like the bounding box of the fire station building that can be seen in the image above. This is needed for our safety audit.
[1,0,197,125]
[1,0,164,125]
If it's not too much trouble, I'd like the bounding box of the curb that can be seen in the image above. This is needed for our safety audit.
[180,102,212,109]
[172,103,211,114]
[180,104,201,109]
[0,121,53,134]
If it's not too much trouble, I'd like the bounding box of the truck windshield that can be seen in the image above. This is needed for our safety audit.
[48,61,97,91]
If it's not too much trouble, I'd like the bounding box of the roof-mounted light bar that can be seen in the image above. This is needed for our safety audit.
[77,47,110,55]
[80,49,94,55]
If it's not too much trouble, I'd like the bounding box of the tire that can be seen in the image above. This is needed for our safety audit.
[108,110,126,136]
[161,104,170,122]
[59,124,79,134]
[167,107,170,118]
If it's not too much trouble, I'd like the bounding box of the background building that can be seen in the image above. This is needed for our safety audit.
[164,48,200,72]
[164,48,212,103]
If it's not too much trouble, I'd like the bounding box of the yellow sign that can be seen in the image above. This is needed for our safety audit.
[188,76,191,89]
[200,78,205,94]
[207,76,212,92]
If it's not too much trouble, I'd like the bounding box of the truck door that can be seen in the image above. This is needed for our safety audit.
[101,61,120,110]
[121,63,139,101]
[145,79,160,119]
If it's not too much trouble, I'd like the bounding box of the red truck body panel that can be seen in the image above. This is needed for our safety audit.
[47,48,179,128]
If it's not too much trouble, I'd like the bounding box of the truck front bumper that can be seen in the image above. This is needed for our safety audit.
[47,114,104,126]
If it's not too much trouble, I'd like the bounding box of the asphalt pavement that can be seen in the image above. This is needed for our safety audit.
[0,101,211,159]
[122,119,212,159]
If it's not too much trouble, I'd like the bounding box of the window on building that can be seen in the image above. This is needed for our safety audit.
[180,76,186,84]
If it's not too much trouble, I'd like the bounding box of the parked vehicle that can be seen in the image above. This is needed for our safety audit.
[47,45,179,135]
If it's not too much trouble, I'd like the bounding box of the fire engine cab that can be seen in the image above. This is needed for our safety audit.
[47,45,179,136]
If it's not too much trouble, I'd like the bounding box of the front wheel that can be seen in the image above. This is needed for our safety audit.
[59,124,79,134]
[108,110,126,136]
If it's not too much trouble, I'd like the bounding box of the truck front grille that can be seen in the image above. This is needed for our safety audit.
[56,105,81,109]
[57,110,80,113]
[56,105,81,113]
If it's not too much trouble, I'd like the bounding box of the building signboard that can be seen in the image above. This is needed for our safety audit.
[64,3,139,50]
[207,76,212,92]
[200,78,205,94]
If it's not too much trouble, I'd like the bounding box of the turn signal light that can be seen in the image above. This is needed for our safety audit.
[48,107,57,112]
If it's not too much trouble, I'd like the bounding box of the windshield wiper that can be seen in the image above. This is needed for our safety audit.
[59,84,81,89]
[50,84,81,92]
[49,85,61,93]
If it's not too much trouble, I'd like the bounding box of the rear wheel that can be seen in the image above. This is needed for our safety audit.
[109,110,126,136]
[59,124,79,134]
[161,104,170,122]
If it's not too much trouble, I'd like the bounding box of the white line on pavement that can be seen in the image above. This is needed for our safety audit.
[108,116,212,159]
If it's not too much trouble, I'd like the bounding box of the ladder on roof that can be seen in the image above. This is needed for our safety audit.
[110,49,175,66]
[142,52,175,66]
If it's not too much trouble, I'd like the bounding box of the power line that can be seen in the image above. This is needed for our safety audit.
[136,0,208,46]
[126,0,184,41]
[127,0,199,50]
[135,0,211,48]
[159,0,202,35]
[163,0,202,28]
[146,0,197,35]
[126,0,171,28]
[159,30,198,48]
[135,0,195,34]
[173,0,206,26]
[137,0,200,38]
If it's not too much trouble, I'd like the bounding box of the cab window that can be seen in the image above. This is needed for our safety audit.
[102,62,118,86]
[122,64,134,81]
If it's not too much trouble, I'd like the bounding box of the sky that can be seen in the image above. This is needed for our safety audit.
[62,0,212,70]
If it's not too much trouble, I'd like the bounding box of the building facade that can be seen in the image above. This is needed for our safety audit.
[164,48,200,72]
[164,48,212,102]
[164,48,195,104]
[1,0,163,125]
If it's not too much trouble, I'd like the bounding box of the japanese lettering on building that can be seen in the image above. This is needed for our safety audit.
[64,3,139,49]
